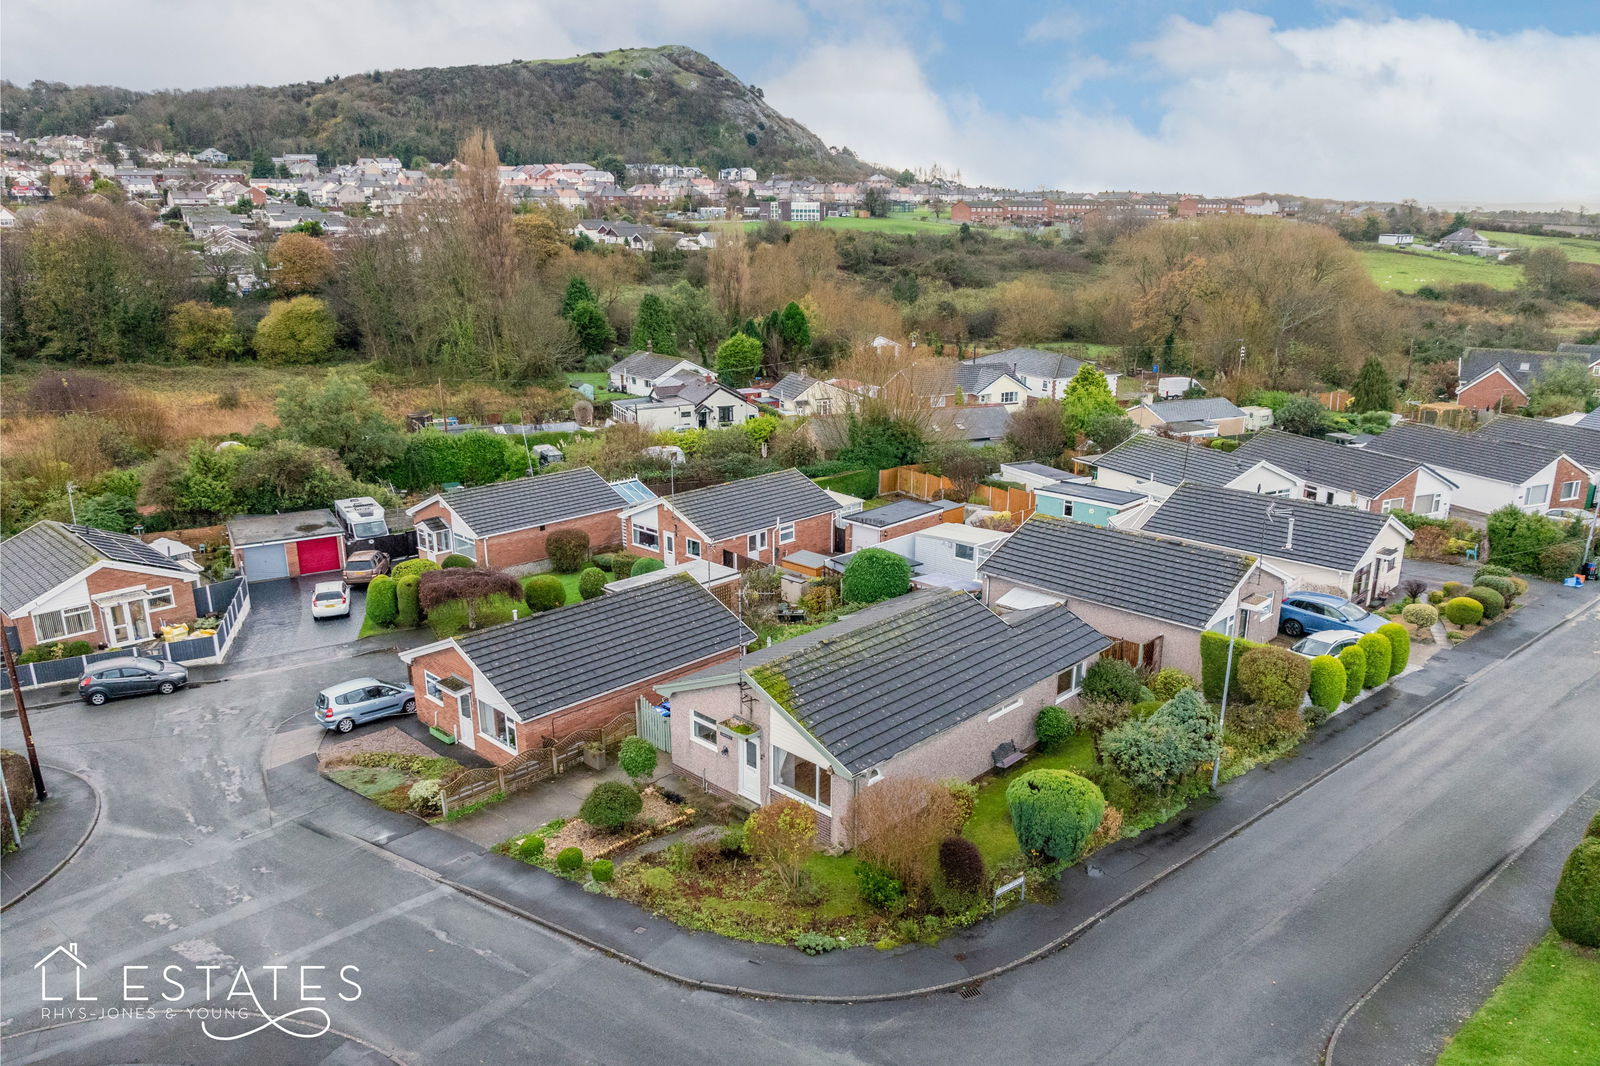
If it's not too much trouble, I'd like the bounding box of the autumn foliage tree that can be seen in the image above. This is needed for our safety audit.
[744,797,816,895]
[851,778,961,891]
[266,232,336,294]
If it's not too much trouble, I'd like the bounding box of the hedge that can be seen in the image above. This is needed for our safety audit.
[810,468,879,501]
[1308,654,1346,718]
[1356,633,1391,688]
[1199,630,1266,700]
[841,548,912,603]
[364,575,398,626]
[1338,645,1366,703]
[1148,667,1197,702]
[1005,769,1105,865]
[1474,574,1517,604]
[1236,646,1312,710]
[1377,622,1410,676]
[392,558,441,581]
[1550,839,1600,947]
[395,574,422,628]
[426,593,521,637]
[524,574,565,611]
[1082,659,1142,704]
[441,553,475,568]
[1465,585,1505,620]
[1034,705,1073,753]
[1444,596,1484,628]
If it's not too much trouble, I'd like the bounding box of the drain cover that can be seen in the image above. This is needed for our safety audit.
[958,981,983,999]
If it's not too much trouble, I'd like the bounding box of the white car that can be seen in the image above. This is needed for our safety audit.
[1287,628,1368,659]
[310,581,351,619]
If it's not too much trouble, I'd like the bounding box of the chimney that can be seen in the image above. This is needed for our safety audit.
[1282,514,1295,551]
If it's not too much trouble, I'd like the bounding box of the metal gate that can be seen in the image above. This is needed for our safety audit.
[635,695,672,752]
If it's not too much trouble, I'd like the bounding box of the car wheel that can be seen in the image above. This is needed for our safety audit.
[402,698,416,714]
[336,717,354,733]
[1282,619,1305,637]
[88,691,108,706]
[158,681,176,695]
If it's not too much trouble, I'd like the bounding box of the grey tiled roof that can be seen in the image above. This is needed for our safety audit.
[1363,422,1561,483]
[768,373,818,403]
[0,521,187,614]
[1141,396,1245,423]
[442,468,626,538]
[1093,433,1247,487]
[1036,481,1147,506]
[457,574,752,723]
[1477,415,1600,471]
[666,468,840,542]
[978,516,1254,628]
[1233,429,1430,498]
[1555,342,1600,361]
[933,404,1011,442]
[708,589,1108,773]
[1576,408,1600,431]
[1142,484,1399,572]
[607,351,692,381]
[954,363,1018,395]
[840,499,944,528]
[964,347,1091,382]
[1458,348,1564,392]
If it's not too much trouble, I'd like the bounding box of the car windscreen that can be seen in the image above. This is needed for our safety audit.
[352,521,387,538]
[1336,604,1371,622]
[346,559,375,571]
[314,590,344,602]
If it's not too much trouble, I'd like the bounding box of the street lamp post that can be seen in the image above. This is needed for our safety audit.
[1212,604,1245,791]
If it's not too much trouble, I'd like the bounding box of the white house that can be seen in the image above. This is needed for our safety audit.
[1363,422,1595,516]
[610,378,762,433]
[1378,233,1415,246]
[605,352,706,397]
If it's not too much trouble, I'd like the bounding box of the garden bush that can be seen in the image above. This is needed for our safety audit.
[1006,769,1106,865]
[1378,622,1410,676]
[1148,667,1197,702]
[1550,839,1600,947]
[1475,574,1517,604]
[1073,699,1132,741]
[630,557,665,578]
[1473,564,1512,582]
[1465,585,1505,620]
[944,780,978,827]
[425,593,522,638]
[395,574,422,628]
[546,529,590,573]
[578,566,608,600]
[841,548,912,604]
[718,825,748,857]
[1308,654,1346,718]
[794,932,842,955]
[407,778,443,812]
[937,836,987,894]
[512,836,545,862]
[1400,602,1438,631]
[1034,705,1074,753]
[363,574,398,627]
[855,863,906,911]
[1427,589,1446,605]
[1536,541,1584,581]
[524,574,565,611]
[556,847,585,873]
[1082,658,1142,704]
[1338,645,1367,703]
[1441,580,1468,598]
[746,798,818,893]
[441,553,475,568]
[1356,633,1391,687]
[1236,646,1312,710]
[618,736,658,782]
[1588,810,1600,839]
[1444,596,1484,628]
[1226,703,1307,751]
[578,781,642,830]
[1508,575,1529,599]
[391,558,441,581]
[608,551,638,576]
[1199,631,1264,699]
[854,778,959,890]
[590,859,614,883]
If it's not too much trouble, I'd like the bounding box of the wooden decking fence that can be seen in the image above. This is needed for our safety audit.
[877,465,1035,518]
[438,710,637,815]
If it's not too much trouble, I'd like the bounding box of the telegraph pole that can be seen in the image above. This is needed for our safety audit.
[1,633,48,800]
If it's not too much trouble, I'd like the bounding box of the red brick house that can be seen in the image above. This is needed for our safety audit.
[405,467,631,570]
[398,574,753,765]
[1455,347,1600,412]
[949,200,1006,225]
[622,468,842,570]
[0,522,203,653]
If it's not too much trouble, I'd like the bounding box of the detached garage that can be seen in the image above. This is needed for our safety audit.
[227,510,346,583]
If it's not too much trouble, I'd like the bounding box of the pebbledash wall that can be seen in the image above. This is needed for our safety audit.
[409,502,627,571]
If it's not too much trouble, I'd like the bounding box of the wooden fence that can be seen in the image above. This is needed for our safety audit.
[438,710,638,815]
[878,465,1035,518]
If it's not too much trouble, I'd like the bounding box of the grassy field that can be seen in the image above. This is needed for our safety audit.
[1357,245,1523,292]
[1435,933,1600,1066]
[566,371,631,401]
[1480,230,1600,266]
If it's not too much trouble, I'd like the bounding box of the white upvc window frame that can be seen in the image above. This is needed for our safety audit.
[684,538,702,558]
[422,671,443,701]
[769,743,832,812]
[1380,498,1403,513]
[1057,660,1087,701]
[1000,391,1019,405]
[632,520,660,550]
[476,699,518,753]
[1523,483,1550,506]
[691,711,718,749]
[747,530,769,555]
[33,603,96,642]
[778,523,796,544]
[1559,479,1581,502]
[987,696,1024,723]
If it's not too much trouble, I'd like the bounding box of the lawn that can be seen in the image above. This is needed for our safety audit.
[566,372,631,402]
[964,734,1099,868]
[1480,230,1600,267]
[1436,933,1600,1066]
[520,569,607,605]
[1357,245,1522,292]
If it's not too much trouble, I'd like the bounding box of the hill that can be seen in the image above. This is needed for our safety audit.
[0,45,871,178]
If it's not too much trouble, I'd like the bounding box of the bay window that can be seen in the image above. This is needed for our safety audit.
[772,745,831,809]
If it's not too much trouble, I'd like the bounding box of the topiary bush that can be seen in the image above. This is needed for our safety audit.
[1465,585,1504,620]
[364,574,398,626]
[1199,630,1264,700]
[524,574,565,611]
[1444,596,1484,628]
[608,551,638,576]
[395,574,422,628]
[578,566,608,600]
[1006,769,1106,865]
[618,735,658,782]
[1378,622,1410,676]
[546,529,590,573]
[841,548,912,604]
[512,835,545,862]
[590,859,614,883]
[556,846,585,873]
[1338,645,1367,704]
[1307,654,1346,719]
[1588,810,1600,840]
[1473,564,1512,582]
[1237,646,1312,710]
[578,781,642,830]
[1082,658,1142,704]
[442,553,475,568]
[1475,574,1517,604]
[1400,602,1438,631]
[1148,667,1197,702]
[1427,589,1446,605]
[937,835,987,894]
[1550,839,1600,947]
[630,556,665,578]
[1034,705,1074,753]
[1356,633,1391,688]
[391,558,441,581]
[1441,580,1468,598]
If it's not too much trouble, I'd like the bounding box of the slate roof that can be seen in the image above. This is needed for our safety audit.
[438,467,626,538]
[1036,481,1147,506]
[607,351,692,381]
[977,516,1255,628]
[0,521,189,614]
[688,589,1108,773]
[665,468,840,541]
[1233,429,1433,498]
[226,509,341,547]
[1477,415,1600,472]
[1142,484,1401,572]
[933,404,1012,442]
[1363,422,1563,483]
[1576,408,1600,431]
[954,363,1020,395]
[839,499,944,528]
[1004,462,1076,481]
[1093,433,1247,487]
[1555,342,1600,362]
[964,347,1092,382]
[456,574,752,722]
[1141,396,1246,423]
[1458,348,1568,392]
[769,372,819,403]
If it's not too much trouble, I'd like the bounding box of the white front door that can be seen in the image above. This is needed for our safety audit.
[454,691,474,746]
[663,532,676,567]
[738,736,761,802]
[104,599,151,645]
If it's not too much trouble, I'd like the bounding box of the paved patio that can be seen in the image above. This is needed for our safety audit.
[441,762,633,848]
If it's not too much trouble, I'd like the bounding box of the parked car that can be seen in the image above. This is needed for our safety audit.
[311,581,351,619]
[1287,628,1368,659]
[314,678,417,733]
[1278,592,1384,638]
[342,550,390,585]
[79,656,190,706]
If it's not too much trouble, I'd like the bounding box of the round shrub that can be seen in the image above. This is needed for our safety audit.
[407,778,443,811]
[546,529,590,573]
[841,548,912,604]
[578,566,608,600]
[1427,589,1446,605]
[1082,658,1142,704]
[524,574,565,612]
[1237,646,1312,710]
[1475,574,1516,603]
[1444,596,1484,628]
[1465,585,1504,620]
[1338,645,1367,703]
[1148,667,1197,702]
[1400,602,1438,631]
[590,859,614,883]
[937,836,987,894]
[364,574,398,627]
[1441,580,1468,598]
[618,735,658,781]
[391,558,441,581]
[395,574,422,628]
[1005,769,1105,865]
[1473,564,1512,582]
[578,780,642,830]
[630,556,665,578]
[556,847,585,873]
[1378,622,1410,676]
[608,551,638,576]
[1550,839,1600,947]
[442,553,475,569]
[1307,654,1346,718]
[512,835,545,862]
[1034,705,1074,753]
[1356,633,1391,688]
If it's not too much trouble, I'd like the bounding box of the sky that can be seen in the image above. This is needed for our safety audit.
[4,1,1598,204]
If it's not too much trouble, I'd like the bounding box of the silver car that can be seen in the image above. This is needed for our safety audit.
[314,677,416,733]
[1287,628,1368,659]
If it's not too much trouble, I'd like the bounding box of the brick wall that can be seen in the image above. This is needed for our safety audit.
[411,501,627,569]
[1551,457,1595,508]
[1370,469,1420,513]
[1456,375,1527,412]
[7,567,196,653]
[845,509,948,552]
[647,508,836,568]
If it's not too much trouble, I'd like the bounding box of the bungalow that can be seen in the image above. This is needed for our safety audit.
[1362,422,1595,516]
[836,498,959,551]
[625,468,842,569]
[998,462,1079,491]
[1127,396,1249,437]
[978,516,1284,677]
[400,575,752,766]
[1476,415,1600,493]
[406,467,629,570]
[1232,429,1456,517]
[657,588,1109,845]
[1091,434,1299,500]
[610,376,762,432]
[766,373,856,416]
[961,347,1120,401]
[1033,481,1148,527]
[829,523,1011,590]
[0,522,203,653]
[1454,348,1600,412]
[605,351,706,397]
[1133,484,1413,605]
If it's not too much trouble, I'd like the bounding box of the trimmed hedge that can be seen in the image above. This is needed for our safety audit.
[631,557,665,577]
[578,781,642,830]
[578,566,608,600]
[556,847,584,873]
[441,553,475,568]
[1550,839,1600,947]
[546,529,590,573]
[1475,574,1517,604]
[841,548,912,604]
[1378,622,1410,676]
[524,574,565,611]
[1465,585,1505,620]
[391,558,441,581]
[1005,769,1105,865]
[1444,596,1484,628]
[1338,645,1367,703]
[426,593,521,637]
[1473,564,1512,582]
[1082,659,1142,704]
[591,859,614,883]
[1236,646,1312,710]
[1356,633,1391,688]
[1308,654,1346,718]
[1199,630,1266,700]
[810,468,879,501]
[364,575,397,626]
[395,574,422,628]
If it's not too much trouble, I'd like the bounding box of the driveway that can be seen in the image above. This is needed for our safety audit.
[227,575,366,663]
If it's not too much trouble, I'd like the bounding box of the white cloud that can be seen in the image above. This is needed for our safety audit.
[768,13,1600,203]
[1025,9,1091,44]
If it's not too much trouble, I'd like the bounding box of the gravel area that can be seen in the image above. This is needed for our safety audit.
[320,726,439,768]
[542,788,686,860]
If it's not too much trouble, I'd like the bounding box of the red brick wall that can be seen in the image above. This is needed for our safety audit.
[1369,469,1420,513]
[1551,457,1594,508]
[1456,375,1527,412]
[845,509,949,552]
[411,500,627,569]
[5,567,197,653]
[644,508,836,568]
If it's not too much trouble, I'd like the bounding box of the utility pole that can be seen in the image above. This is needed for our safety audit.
[1,633,48,801]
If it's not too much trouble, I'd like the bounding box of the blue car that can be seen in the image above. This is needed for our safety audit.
[1277,592,1384,639]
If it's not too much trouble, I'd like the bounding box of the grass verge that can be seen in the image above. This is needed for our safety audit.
[1436,932,1600,1066]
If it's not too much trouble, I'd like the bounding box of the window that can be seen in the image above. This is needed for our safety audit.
[931,396,947,408]
[145,588,175,611]
[978,394,991,404]
[422,671,442,700]
[34,604,95,641]
[987,697,1023,722]
[747,530,769,554]
[1560,480,1581,502]
[684,538,702,558]
[477,701,517,751]
[772,745,831,809]
[717,405,734,424]
[416,525,441,555]
[1058,661,1087,699]
[1523,483,1550,506]
[691,712,718,748]
[778,524,796,544]
[954,543,975,561]
[1001,391,1019,405]
[453,532,476,555]
[1413,493,1439,515]
[1380,498,1403,513]
[632,521,659,549]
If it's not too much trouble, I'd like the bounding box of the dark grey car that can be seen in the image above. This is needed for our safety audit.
[79,656,190,706]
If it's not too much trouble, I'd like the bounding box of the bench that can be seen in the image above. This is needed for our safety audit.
[992,741,1026,770]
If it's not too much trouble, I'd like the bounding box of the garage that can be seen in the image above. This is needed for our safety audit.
[239,543,290,582]
[226,509,346,583]
[295,536,342,576]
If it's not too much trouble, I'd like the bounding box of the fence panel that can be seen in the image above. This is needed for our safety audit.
[634,700,672,752]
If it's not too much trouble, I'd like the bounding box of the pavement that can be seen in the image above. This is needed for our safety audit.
[0,766,98,911]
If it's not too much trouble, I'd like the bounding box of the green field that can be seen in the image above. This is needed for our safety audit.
[1358,245,1523,292]
[1480,230,1600,266]
[1435,933,1600,1066]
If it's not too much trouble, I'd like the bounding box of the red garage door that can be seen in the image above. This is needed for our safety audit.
[295,536,342,575]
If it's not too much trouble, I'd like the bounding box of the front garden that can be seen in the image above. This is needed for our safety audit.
[323,748,465,814]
